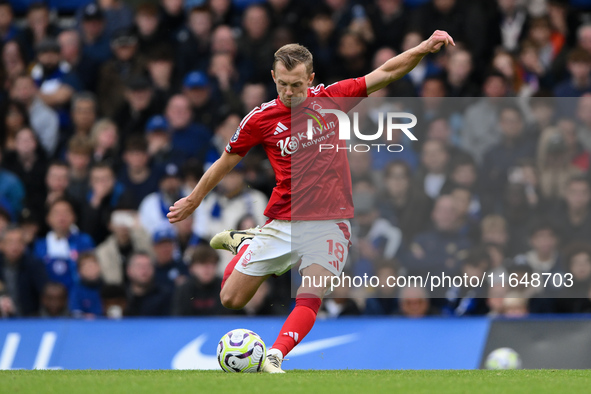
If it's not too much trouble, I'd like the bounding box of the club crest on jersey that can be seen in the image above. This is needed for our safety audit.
[230,127,240,143]
[277,136,299,156]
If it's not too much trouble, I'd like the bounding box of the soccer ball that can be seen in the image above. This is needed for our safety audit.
[217,329,267,373]
[484,347,522,370]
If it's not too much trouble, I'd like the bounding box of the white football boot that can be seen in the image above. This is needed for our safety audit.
[209,229,257,255]
[262,349,285,374]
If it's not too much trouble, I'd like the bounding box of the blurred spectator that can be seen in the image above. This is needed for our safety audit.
[90,119,119,165]
[515,221,562,277]
[159,0,185,37]
[444,48,479,97]
[211,113,240,157]
[77,0,134,40]
[554,48,591,98]
[480,105,536,212]
[97,209,152,285]
[333,30,370,81]
[238,4,274,82]
[98,28,146,117]
[182,71,219,131]
[172,244,225,316]
[2,127,48,219]
[460,72,510,163]
[397,286,437,318]
[31,38,82,130]
[38,282,70,317]
[78,2,111,64]
[363,262,398,315]
[152,227,188,292]
[101,284,127,318]
[17,2,61,62]
[554,242,591,313]
[34,198,94,290]
[80,162,133,244]
[367,0,408,52]
[319,284,361,318]
[144,115,185,167]
[444,247,491,316]
[164,94,215,163]
[549,176,591,245]
[58,30,100,93]
[448,155,481,219]
[0,225,48,316]
[175,5,212,78]
[501,294,529,317]
[0,1,18,45]
[44,161,74,226]
[66,135,93,205]
[69,251,103,317]
[480,214,509,250]
[377,161,433,243]
[139,163,183,235]
[145,46,175,105]
[404,194,471,278]
[576,96,591,153]
[0,100,29,151]
[9,73,59,156]
[134,3,168,54]
[492,0,529,53]
[447,185,480,241]
[194,165,267,239]
[114,75,162,141]
[415,139,450,199]
[303,6,338,83]
[2,40,27,87]
[125,252,171,316]
[118,135,161,208]
[0,148,25,219]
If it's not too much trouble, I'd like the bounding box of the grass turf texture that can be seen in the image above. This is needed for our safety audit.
[2,370,591,394]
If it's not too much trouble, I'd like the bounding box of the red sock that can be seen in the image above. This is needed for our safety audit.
[221,247,247,289]
[271,293,322,358]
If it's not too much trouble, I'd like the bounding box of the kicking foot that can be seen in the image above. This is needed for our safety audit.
[262,350,285,374]
[210,229,257,255]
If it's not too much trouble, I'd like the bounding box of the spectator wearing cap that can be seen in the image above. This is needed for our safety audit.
[98,28,146,117]
[174,5,213,79]
[0,147,26,218]
[125,252,171,316]
[118,135,162,208]
[9,73,59,157]
[58,30,100,92]
[0,225,48,316]
[78,2,111,64]
[182,71,219,131]
[193,164,268,240]
[144,115,187,168]
[16,2,61,62]
[139,162,187,236]
[31,37,83,132]
[76,1,133,40]
[79,162,134,245]
[96,208,153,285]
[113,75,162,141]
[0,1,20,45]
[172,244,228,316]
[152,227,188,292]
[164,94,217,165]
[33,198,94,291]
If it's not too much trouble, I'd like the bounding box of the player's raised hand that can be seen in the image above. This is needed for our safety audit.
[167,197,196,223]
[423,30,455,54]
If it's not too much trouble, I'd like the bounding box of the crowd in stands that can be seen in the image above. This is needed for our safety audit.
[1,0,591,319]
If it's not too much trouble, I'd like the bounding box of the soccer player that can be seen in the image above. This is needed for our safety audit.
[168,30,454,373]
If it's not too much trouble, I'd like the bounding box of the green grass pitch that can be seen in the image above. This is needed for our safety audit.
[2,370,591,394]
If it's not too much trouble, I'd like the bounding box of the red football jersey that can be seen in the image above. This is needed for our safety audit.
[226,77,368,220]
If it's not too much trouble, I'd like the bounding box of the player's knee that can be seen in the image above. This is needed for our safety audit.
[220,291,246,310]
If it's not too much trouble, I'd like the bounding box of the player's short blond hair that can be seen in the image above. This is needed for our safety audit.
[273,44,313,75]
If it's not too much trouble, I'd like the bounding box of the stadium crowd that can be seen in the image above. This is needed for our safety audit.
[1,0,591,319]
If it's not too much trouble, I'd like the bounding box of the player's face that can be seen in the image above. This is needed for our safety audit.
[272,62,314,108]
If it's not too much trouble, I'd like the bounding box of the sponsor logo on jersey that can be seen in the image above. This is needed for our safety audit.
[274,122,288,135]
[277,136,299,156]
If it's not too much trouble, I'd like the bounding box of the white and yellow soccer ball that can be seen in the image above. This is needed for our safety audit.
[217,329,267,373]
[485,347,522,370]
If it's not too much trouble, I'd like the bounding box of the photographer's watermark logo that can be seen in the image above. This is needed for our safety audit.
[305,109,418,152]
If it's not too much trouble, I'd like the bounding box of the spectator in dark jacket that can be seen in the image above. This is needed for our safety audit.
[39,282,70,317]
[0,225,48,316]
[125,252,171,316]
[173,244,226,316]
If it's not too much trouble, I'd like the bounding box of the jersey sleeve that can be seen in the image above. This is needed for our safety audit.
[324,77,368,98]
[225,110,263,157]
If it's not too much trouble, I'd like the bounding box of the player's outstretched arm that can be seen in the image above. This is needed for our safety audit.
[365,30,455,95]
[167,151,242,223]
